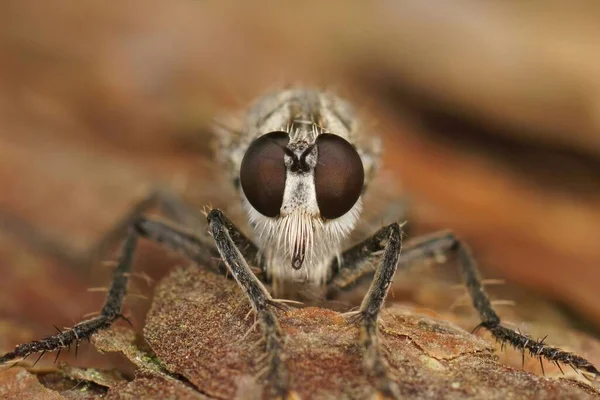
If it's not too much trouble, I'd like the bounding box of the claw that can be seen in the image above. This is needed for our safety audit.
[341,310,365,324]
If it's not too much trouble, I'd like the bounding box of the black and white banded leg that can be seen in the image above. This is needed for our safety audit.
[341,222,404,398]
[329,230,600,380]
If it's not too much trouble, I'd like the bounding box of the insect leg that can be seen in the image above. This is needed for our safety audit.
[95,189,266,278]
[0,226,139,365]
[331,229,600,378]
[206,208,291,397]
[345,222,403,398]
[0,188,214,269]
[138,214,263,279]
[0,216,232,365]
[75,188,217,267]
[447,233,600,377]
[327,229,448,296]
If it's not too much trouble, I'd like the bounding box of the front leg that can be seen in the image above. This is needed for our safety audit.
[206,209,292,398]
[346,222,403,399]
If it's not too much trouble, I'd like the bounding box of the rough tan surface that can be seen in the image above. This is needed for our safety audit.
[1,0,600,331]
[0,368,64,400]
[105,372,209,400]
[144,266,600,399]
[2,1,600,398]
[2,267,600,399]
[0,318,211,399]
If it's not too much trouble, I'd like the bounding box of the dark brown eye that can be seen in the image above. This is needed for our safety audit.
[314,134,364,219]
[240,131,289,217]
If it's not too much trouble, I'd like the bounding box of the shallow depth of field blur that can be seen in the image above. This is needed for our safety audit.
[1,0,600,392]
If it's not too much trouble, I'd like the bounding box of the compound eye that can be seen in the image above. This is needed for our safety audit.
[315,134,364,219]
[240,131,290,217]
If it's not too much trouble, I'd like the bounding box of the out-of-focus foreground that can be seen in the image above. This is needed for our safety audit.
[1,1,600,398]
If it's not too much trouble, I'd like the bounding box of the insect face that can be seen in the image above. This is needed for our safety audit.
[241,129,365,280]
[214,89,380,293]
[240,131,365,221]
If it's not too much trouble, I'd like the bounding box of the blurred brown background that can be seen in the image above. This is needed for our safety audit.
[1,0,600,383]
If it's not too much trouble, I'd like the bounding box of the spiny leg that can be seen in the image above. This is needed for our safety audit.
[344,222,403,398]
[0,227,139,365]
[0,187,216,270]
[206,209,291,397]
[327,230,450,296]
[451,235,600,377]
[0,216,242,366]
[138,216,263,279]
[330,229,600,378]
[201,207,264,280]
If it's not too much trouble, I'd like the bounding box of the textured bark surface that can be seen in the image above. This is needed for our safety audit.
[2,266,599,399]
[2,1,600,398]
[143,266,600,399]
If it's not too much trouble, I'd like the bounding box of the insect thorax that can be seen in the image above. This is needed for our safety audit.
[214,88,381,294]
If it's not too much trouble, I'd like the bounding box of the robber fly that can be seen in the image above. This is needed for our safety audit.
[1,88,598,398]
